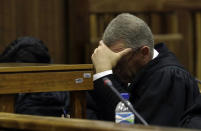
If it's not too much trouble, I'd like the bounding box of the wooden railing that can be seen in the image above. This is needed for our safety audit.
[0,112,198,131]
[0,63,93,118]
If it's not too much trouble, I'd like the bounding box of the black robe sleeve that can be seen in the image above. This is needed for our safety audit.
[133,67,200,126]
[179,94,201,129]
[89,67,200,126]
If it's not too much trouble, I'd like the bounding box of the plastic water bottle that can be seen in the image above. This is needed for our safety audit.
[115,93,135,124]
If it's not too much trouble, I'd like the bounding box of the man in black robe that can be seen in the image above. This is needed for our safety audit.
[89,13,200,127]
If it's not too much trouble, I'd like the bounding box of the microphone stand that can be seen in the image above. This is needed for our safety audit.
[103,77,149,126]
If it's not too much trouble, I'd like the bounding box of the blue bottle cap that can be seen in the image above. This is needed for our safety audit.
[121,93,129,100]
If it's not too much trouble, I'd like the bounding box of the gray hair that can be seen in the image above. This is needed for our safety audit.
[102,13,154,56]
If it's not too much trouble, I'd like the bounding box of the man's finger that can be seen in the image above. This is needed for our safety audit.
[99,40,108,48]
[93,48,97,54]
[99,40,104,45]
[118,48,132,57]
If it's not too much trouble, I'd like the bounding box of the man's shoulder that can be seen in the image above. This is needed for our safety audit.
[158,65,188,73]
[154,65,191,77]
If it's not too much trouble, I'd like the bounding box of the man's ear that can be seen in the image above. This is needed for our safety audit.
[140,46,150,56]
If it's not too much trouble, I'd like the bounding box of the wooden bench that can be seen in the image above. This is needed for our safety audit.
[0,63,93,118]
[0,112,198,131]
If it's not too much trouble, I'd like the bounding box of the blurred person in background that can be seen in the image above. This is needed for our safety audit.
[0,36,69,117]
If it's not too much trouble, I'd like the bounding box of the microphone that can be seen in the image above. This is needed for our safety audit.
[103,77,149,126]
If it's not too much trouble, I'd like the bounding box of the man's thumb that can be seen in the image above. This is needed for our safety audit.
[118,48,132,57]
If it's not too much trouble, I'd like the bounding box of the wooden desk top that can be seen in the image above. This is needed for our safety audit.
[0,63,93,72]
[0,63,93,94]
[0,112,198,131]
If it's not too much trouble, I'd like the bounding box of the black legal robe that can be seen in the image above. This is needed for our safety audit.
[89,43,200,127]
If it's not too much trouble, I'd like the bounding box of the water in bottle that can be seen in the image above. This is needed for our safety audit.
[115,93,135,124]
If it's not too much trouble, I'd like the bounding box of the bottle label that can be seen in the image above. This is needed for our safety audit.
[115,112,134,124]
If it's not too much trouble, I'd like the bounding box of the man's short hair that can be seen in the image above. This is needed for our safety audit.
[102,13,154,56]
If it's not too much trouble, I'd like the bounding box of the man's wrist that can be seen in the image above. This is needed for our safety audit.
[95,66,112,73]
[93,70,113,81]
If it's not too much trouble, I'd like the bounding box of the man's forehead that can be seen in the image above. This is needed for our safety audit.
[108,42,126,52]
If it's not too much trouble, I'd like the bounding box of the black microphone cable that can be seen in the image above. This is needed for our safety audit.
[103,77,149,126]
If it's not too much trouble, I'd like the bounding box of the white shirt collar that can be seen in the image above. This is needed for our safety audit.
[152,49,159,59]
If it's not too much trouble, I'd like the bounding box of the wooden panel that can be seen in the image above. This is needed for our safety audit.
[195,13,201,84]
[165,0,201,11]
[0,64,93,94]
[137,13,150,25]
[0,64,93,117]
[70,91,86,118]
[0,71,93,94]
[0,0,67,64]
[0,113,198,131]
[90,15,98,43]
[91,34,182,47]
[166,13,178,33]
[177,11,194,73]
[0,0,17,52]
[0,95,15,112]
[165,0,201,85]
[89,0,170,13]
[165,1,201,74]
[68,0,90,64]
[154,34,182,43]
[151,13,162,34]
[0,63,93,72]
